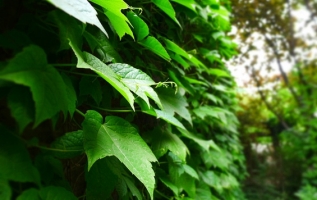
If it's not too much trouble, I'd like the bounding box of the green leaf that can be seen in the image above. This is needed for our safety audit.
[86,158,118,200]
[126,11,149,41]
[39,186,77,200]
[84,52,135,110]
[139,36,171,61]
[177,128,220,152]
[90,0,133,39]
[47,0,108,36]
[60,73,77,116]
[152,0,181,27]
[109,63,162,109]
[122,176,142,200]
[17,188,39,200]
[207,68,230,77]
[79,76,102,105]
[50,130,84,159]
[162,38,189,59]
[0,178,11,200]
[201,150,230,170]
[156,169,179,195]
[176,173,196,197]
[170,0,197,13]
[0,45,70,126]
[157,87,192,125]
[84,31,122,63]
[0,126,40,184]
[137,98,186,130]
[151,127,189,161]
[183,164,199,179]
[7,86,35,133]
[83,110,157,199]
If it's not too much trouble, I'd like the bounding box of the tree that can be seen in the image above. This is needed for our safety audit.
[231,0,317,199]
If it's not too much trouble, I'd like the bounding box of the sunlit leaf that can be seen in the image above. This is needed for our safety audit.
[47,0,108,36]
[109,63,162,109]
[127,11,149,41]
[152,0,181,26]
[139,36,171,61]
[90,0,133,39]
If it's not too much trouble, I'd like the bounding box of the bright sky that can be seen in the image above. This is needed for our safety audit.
[227,5,317,94]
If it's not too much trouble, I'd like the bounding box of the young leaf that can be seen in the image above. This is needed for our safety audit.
[0,126,40,185]
[50,130,84,159]
[82,110,157,199]
[139,36,171,61]
[0,45,70,127]
[86,158,118,200]
[47,0,108,36]
[156,87,192,125]
[39,186,77,200]
[90,0,133,39]
[109,63,162,109]
[152,0,181,27]
[84,52,135,110]
[126,11,149,41]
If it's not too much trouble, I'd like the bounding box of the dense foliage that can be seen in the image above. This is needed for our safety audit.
[0,0,246,199]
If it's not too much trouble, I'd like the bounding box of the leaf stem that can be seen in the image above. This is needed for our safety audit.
[76,109,85,117]
[58,69,99,77]
[155,189,170,200]
[52,64,77,67]
[88,104,139,113]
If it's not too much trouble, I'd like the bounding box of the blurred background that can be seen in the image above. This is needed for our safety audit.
[228,0,317,199]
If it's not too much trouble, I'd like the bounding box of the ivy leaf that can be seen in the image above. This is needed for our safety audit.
[122,176,142,200]
[152,0,181,27]
[39,186,77,200]
[157,87,192,125]
[16,188,39,200]
[175,173,196,197]
[90,0,133,39]
[126,11,149,41]
[86,158,118,200]
[0,126,40,185]
[84,52,135,110]
[177,128,220,152]
[60,73,77,116]
[47,0,108,36]
[162,38,189,59]
[139,36,171,61]
[171,0,197,13]
[84,31,122,63]
[109,63,162,109]
[0,45,69,127]
[0,178,11,200]
[150,127,189,161]
[7,86,35,133]
[137,98,186,130]
[183,164,199,179]
[82,110,157,199]
[50,130,84,159]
